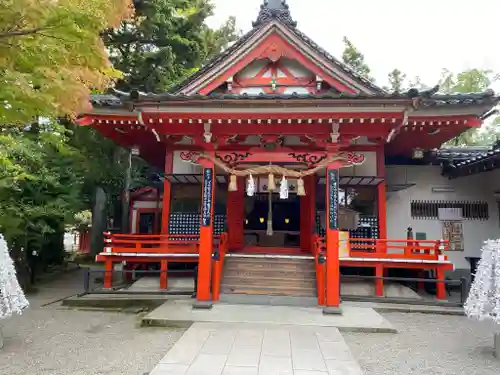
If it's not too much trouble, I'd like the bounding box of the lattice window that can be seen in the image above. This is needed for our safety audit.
[168,213,227,237]
[410,201,489,220]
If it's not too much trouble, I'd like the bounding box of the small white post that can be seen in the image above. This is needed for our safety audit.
[494,333,500,358]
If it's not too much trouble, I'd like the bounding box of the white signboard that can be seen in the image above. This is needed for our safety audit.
[438,207,463,221]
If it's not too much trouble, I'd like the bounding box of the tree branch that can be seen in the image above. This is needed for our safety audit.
[0,28,48,39]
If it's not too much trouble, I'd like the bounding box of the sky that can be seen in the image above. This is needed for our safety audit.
[206,0,500,90]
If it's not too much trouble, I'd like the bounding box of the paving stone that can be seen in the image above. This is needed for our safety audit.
[318,341,355,361]
[325,359,364,375]
[292,349,327,371]
[142,301,397,333]
[258,355,293,375]
[186,353,227,375]
[233,328,264,347]
[221,366,258,375]
[150,363,189,375]
[226,345,261,367]
[152,322,365,375]
[290,330,320,351]
[200,330,236,354]
[159,344,201,365]
[315,328,344,342]
[261,329,291,356]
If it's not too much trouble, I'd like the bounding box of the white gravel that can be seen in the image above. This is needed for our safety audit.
[343,312,500,375]
[0,269,184,375]
[0,308,184,375]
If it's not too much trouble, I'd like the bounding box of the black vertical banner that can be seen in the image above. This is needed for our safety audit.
[328,169,339,230]
[201,168,213,227]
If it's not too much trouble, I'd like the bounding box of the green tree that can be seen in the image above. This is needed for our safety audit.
[408,76,429,91]
[102,0,239,92]
[441,69,499,146]
[0,0,132,125]
[341,36,373,81]
[386,68,407,93]
[0,125,85,286]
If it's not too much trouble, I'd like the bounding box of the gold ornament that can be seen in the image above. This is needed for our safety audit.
[297,178,306,196]
[268,173,276,191]
[228,174,238,192]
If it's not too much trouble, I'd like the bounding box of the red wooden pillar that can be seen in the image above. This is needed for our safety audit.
[436,267,447,301]
[161,151,173,234]
[195,156,215,308]
[160,260,168,290]
[324,167,341,314]
[375,265,384,297]
[104,259,113,289]
[376,146,387,241]
[300,178,310,251]
[227,177,245,250]
[300,175,317,252]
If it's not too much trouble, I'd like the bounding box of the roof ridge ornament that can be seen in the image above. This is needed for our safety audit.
[253,0,297,28]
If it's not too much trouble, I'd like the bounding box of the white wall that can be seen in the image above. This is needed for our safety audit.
[386,165,499,270]
[173,151,202,174]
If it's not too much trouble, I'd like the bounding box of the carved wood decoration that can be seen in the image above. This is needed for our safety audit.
[216,152,252,167]
[259,43,289,62]
[288,153,327,166]
[231,58,318,95]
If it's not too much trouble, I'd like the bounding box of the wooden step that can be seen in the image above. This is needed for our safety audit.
[221,275,316,288]
[223,269,316,279]
[221,257,317,298]
[225,257,314,265]
[224,260,314,273]
[220,285,316,297]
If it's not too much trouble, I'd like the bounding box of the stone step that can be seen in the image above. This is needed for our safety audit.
[219,293,318,307]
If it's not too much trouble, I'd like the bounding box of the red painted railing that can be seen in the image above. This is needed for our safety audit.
[348,238,449,260]
[103,233,202,254]
[212,233,229,302]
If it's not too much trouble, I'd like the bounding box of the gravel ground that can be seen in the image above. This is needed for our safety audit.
[0,308,184,375]
[0,269,185,375]
[344,312,500,375]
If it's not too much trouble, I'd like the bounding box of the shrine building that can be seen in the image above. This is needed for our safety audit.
[78,0,500,311]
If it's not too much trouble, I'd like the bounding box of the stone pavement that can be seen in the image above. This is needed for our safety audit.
[150,322,364,375]
[142,300,396,333]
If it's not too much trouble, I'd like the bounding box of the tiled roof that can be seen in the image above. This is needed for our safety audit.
[420,91,499,108]
[439,141,500,178]
[89,89,499,108]
[127,91,419,102]
[253,0,297,28]
[89,94,124,107]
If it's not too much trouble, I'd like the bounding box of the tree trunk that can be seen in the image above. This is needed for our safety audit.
[121,149,132,233]
[90,187,107,256]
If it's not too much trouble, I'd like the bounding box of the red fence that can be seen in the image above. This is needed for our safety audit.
[348,238,449,260]
[102,233,202,254]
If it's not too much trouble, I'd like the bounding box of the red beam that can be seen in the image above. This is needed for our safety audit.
[143,112,403,121]
[148,122,393,137]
